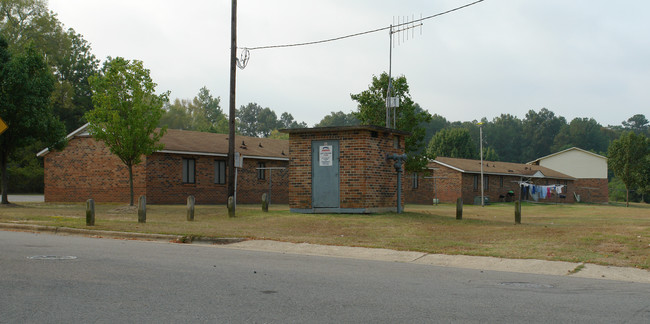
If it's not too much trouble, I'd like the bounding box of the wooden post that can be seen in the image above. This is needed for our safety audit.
[227,196,235,218]
[138,195,146,223]
[187,195,195,221]
[86,199,95,226]
[262,193,269,212]
[456,197,463,220]
[515,201,521,224]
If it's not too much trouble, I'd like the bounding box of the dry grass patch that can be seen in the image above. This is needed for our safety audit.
[1,201,648,269]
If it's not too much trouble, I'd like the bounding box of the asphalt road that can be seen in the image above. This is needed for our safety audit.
[1,231,649,323]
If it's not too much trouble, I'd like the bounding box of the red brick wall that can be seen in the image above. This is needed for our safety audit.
[574,178,608,203]
[44,136,146,203]
[288,129,405,211]
[424,165,577,205]
[424,165,463,203]
[44,136,289,204]
[404,171,434,204]
[145,154,288,204]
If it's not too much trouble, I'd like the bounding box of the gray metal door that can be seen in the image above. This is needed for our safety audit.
[312,140,339,208]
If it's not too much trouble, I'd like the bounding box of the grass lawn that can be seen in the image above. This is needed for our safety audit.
[1,201,648,269]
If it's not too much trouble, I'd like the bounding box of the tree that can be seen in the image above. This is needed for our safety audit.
[552,117,609,154]
[1,0,99,132]
[522,108,567,162]
[427,128,476,160]
[279,112,307,129]
[237,102,279,137]
[194,86,228,133]
[483,114,523,163]
[315,111,360,127]
[421,113,449,149]
[483,147,500,161]
[351,72,431,170]
[622,114,649,135]
[608,132,649,207]
[0,38,66,204]
[159,87,228,134]
[85,57,168,206]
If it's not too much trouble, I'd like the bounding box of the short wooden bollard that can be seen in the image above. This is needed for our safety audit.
[187,195,195,221]
[261,193,269,212]
[227,196,235,218]
[86,199,95,226]
[138,195,146,223]
[514,201,521,224]
[456,198,463,220]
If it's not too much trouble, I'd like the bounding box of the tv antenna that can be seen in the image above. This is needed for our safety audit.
[386,14,423,129]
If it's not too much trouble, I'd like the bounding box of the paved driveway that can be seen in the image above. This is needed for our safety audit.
[6,195,44,202]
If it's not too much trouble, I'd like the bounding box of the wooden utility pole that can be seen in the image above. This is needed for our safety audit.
[227,0,237,216]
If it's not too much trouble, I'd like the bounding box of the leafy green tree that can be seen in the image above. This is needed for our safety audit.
[483,147,500,161]
[0,38,66,204]
[315,111,360,127]
[237,102,279,137]
[351,72,431,170]
[608,131,649,207]
[427,128,476,160]
[483,114,523,163]
[159,87,228,134]
[522,108,567,162]
[421,113,449,149]
[268,129,288,140]
[622,114,649,135]
[552,117,609,154]
[279,112,307,129]
[1,0,99,132]
[159,99,196,130]
[194,86,228,133]
[85,57,169,206]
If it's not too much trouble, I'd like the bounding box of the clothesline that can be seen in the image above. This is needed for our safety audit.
[518,182,565,200]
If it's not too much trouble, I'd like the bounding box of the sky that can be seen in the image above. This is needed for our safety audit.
[48,0,650,127]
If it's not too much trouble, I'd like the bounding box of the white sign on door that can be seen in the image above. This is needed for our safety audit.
[319,145,333,166]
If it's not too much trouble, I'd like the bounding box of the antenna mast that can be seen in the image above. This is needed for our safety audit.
[386,15,422,129]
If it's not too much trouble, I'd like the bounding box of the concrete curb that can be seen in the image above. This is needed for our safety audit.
[0,223,244,245]
[220,240,650,284]
[2,223,648,284]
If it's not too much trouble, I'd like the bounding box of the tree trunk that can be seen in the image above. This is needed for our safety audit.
[1,150,8,204]
[128,164,134,206]
[626,186,629,207]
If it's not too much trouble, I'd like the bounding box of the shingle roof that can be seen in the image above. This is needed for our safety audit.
[158,129,289,159]
[432,157,574,180]
[37,123,289,160]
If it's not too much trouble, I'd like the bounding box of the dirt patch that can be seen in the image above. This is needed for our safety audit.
[108,206,138,214]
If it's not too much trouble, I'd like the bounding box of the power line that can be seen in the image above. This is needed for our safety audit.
[242,0,485,51]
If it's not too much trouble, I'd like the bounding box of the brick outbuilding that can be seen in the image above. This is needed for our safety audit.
[281,126,409,213]
[37,124,289,204]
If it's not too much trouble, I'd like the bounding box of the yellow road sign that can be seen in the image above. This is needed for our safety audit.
[0,117,7,135]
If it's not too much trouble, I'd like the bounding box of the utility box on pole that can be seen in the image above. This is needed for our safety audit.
[281,126,409,214]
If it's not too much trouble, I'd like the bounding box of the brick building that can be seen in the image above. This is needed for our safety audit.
[528,147,608,203]
[281,126,409,213]
[37,124,289,204]
[407,157,576,205]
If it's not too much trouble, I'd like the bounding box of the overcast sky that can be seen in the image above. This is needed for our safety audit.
[48,0,649,127]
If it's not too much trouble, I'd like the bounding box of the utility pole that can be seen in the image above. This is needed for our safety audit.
[227,0,237,216]
[479,122,484,207]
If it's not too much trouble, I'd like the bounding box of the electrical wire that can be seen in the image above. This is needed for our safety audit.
[242,0,485,51]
